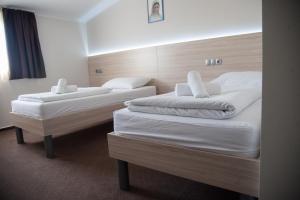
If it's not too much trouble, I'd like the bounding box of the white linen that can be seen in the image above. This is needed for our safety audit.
[126,89,261,119]
[12,86,156,120]
[206,82,221,95]
[211,71,262,92]
[175,83,192,96]
[114,99,262,158]
[187,71,209,98]
[102,77,151,89]
[175,82,221,96]
[55,78,67,94]
[18,87,111,103]
[51,85,78,94]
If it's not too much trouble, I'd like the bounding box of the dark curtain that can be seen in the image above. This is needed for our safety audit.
[2,8,46,80]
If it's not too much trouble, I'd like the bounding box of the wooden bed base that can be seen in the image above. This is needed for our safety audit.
[108,132,260,198]
[10,103,124,158]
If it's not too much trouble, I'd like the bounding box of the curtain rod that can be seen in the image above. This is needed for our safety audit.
[0,5,35,13]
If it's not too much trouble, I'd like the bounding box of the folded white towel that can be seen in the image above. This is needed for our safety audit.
[51,85,78,94]
[55,78,68,94]
[187,71,209,98]
[175,82,221,96]
[126,89,261,119]
[206,83,221,95]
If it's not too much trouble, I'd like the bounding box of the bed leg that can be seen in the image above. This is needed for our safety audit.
[16,127,24,144]
[44,135,54,159]
[118,160,130,190]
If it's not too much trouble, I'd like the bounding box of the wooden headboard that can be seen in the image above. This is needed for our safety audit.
[88,32,262,93]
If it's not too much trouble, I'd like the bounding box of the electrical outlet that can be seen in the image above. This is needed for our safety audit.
[216,58,222,65]
[95,69,102,74]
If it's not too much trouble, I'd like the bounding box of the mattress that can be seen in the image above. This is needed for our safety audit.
[114,99,261,158]
[11,86,156,120]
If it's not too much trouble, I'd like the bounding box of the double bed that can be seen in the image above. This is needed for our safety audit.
[11,86,156,158]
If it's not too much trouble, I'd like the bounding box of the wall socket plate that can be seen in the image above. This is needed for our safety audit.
[205,59,211,65]
[215,58,222,65]
[205,58,222,66]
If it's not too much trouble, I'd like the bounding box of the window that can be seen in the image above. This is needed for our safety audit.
[0,8,9,81]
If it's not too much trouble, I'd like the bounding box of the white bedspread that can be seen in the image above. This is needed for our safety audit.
[114,99,261,158]
[125,89,261,119]
[12,86,156,120]
[18,87,111,102]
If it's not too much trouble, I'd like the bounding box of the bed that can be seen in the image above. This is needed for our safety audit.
[107,72,262,198]
[10,86,156,158]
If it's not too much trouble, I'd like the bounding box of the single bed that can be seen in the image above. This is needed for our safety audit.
[11,86,156,158]
[108,95,261,198]
[114,99,261,158]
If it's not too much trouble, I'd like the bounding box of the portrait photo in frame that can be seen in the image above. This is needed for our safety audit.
[147,0,164,23]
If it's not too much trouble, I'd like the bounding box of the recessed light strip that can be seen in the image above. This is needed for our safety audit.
[88,30,262,57]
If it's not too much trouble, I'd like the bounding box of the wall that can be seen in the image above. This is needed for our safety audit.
[261,1,300,199]
[0,16,89,128]
[88,33,262,94]
[86,0,262,55]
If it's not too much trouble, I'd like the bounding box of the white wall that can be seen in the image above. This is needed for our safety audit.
[0,16,89,128]
[86,0,262,55]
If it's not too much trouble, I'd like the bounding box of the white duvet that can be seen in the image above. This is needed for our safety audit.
[125,89,261,119]
[18,87,111,102]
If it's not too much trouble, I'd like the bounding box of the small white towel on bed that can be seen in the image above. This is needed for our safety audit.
[175,83,221,96]
[54,78,68,94]
[18,87,111,103]
[51,85,78,94]
[187,71,209,98]
[125,89,261,119]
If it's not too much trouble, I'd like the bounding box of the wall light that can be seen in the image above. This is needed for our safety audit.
[88,29,262,57]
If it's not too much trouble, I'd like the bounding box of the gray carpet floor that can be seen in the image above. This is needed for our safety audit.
[0,123,240,200]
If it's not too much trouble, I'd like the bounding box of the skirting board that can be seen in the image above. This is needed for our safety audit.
[108,132,260,197]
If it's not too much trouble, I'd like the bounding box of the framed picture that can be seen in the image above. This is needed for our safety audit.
[147,0,164,23]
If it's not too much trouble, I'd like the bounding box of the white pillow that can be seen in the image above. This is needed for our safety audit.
[187,71,209,98]
[102,77,151,89]
[211,71,262,92]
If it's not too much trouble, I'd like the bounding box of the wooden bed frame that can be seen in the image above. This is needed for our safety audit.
[91,33,262,198]
[10,103,124,158]
[108,132,260,198]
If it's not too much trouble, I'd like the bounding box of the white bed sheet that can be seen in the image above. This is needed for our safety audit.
[11,86,156,120]
[114,99,261,158]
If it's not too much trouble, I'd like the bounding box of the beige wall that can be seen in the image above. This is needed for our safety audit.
[0,16,89,128]
[260,1,300,199]
[86,0,262,55]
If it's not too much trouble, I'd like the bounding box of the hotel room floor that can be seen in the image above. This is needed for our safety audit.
[0,123,240,200]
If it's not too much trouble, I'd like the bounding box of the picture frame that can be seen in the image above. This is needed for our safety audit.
[147,0,165,23]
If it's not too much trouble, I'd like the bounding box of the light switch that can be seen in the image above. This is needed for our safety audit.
[205,59,211,65]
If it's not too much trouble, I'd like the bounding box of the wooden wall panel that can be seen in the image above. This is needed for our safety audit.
[156,33,262,93]
[88,47,158,86]
[88,33,262,93]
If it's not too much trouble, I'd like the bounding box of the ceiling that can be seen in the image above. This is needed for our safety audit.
[0,0,110,21]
